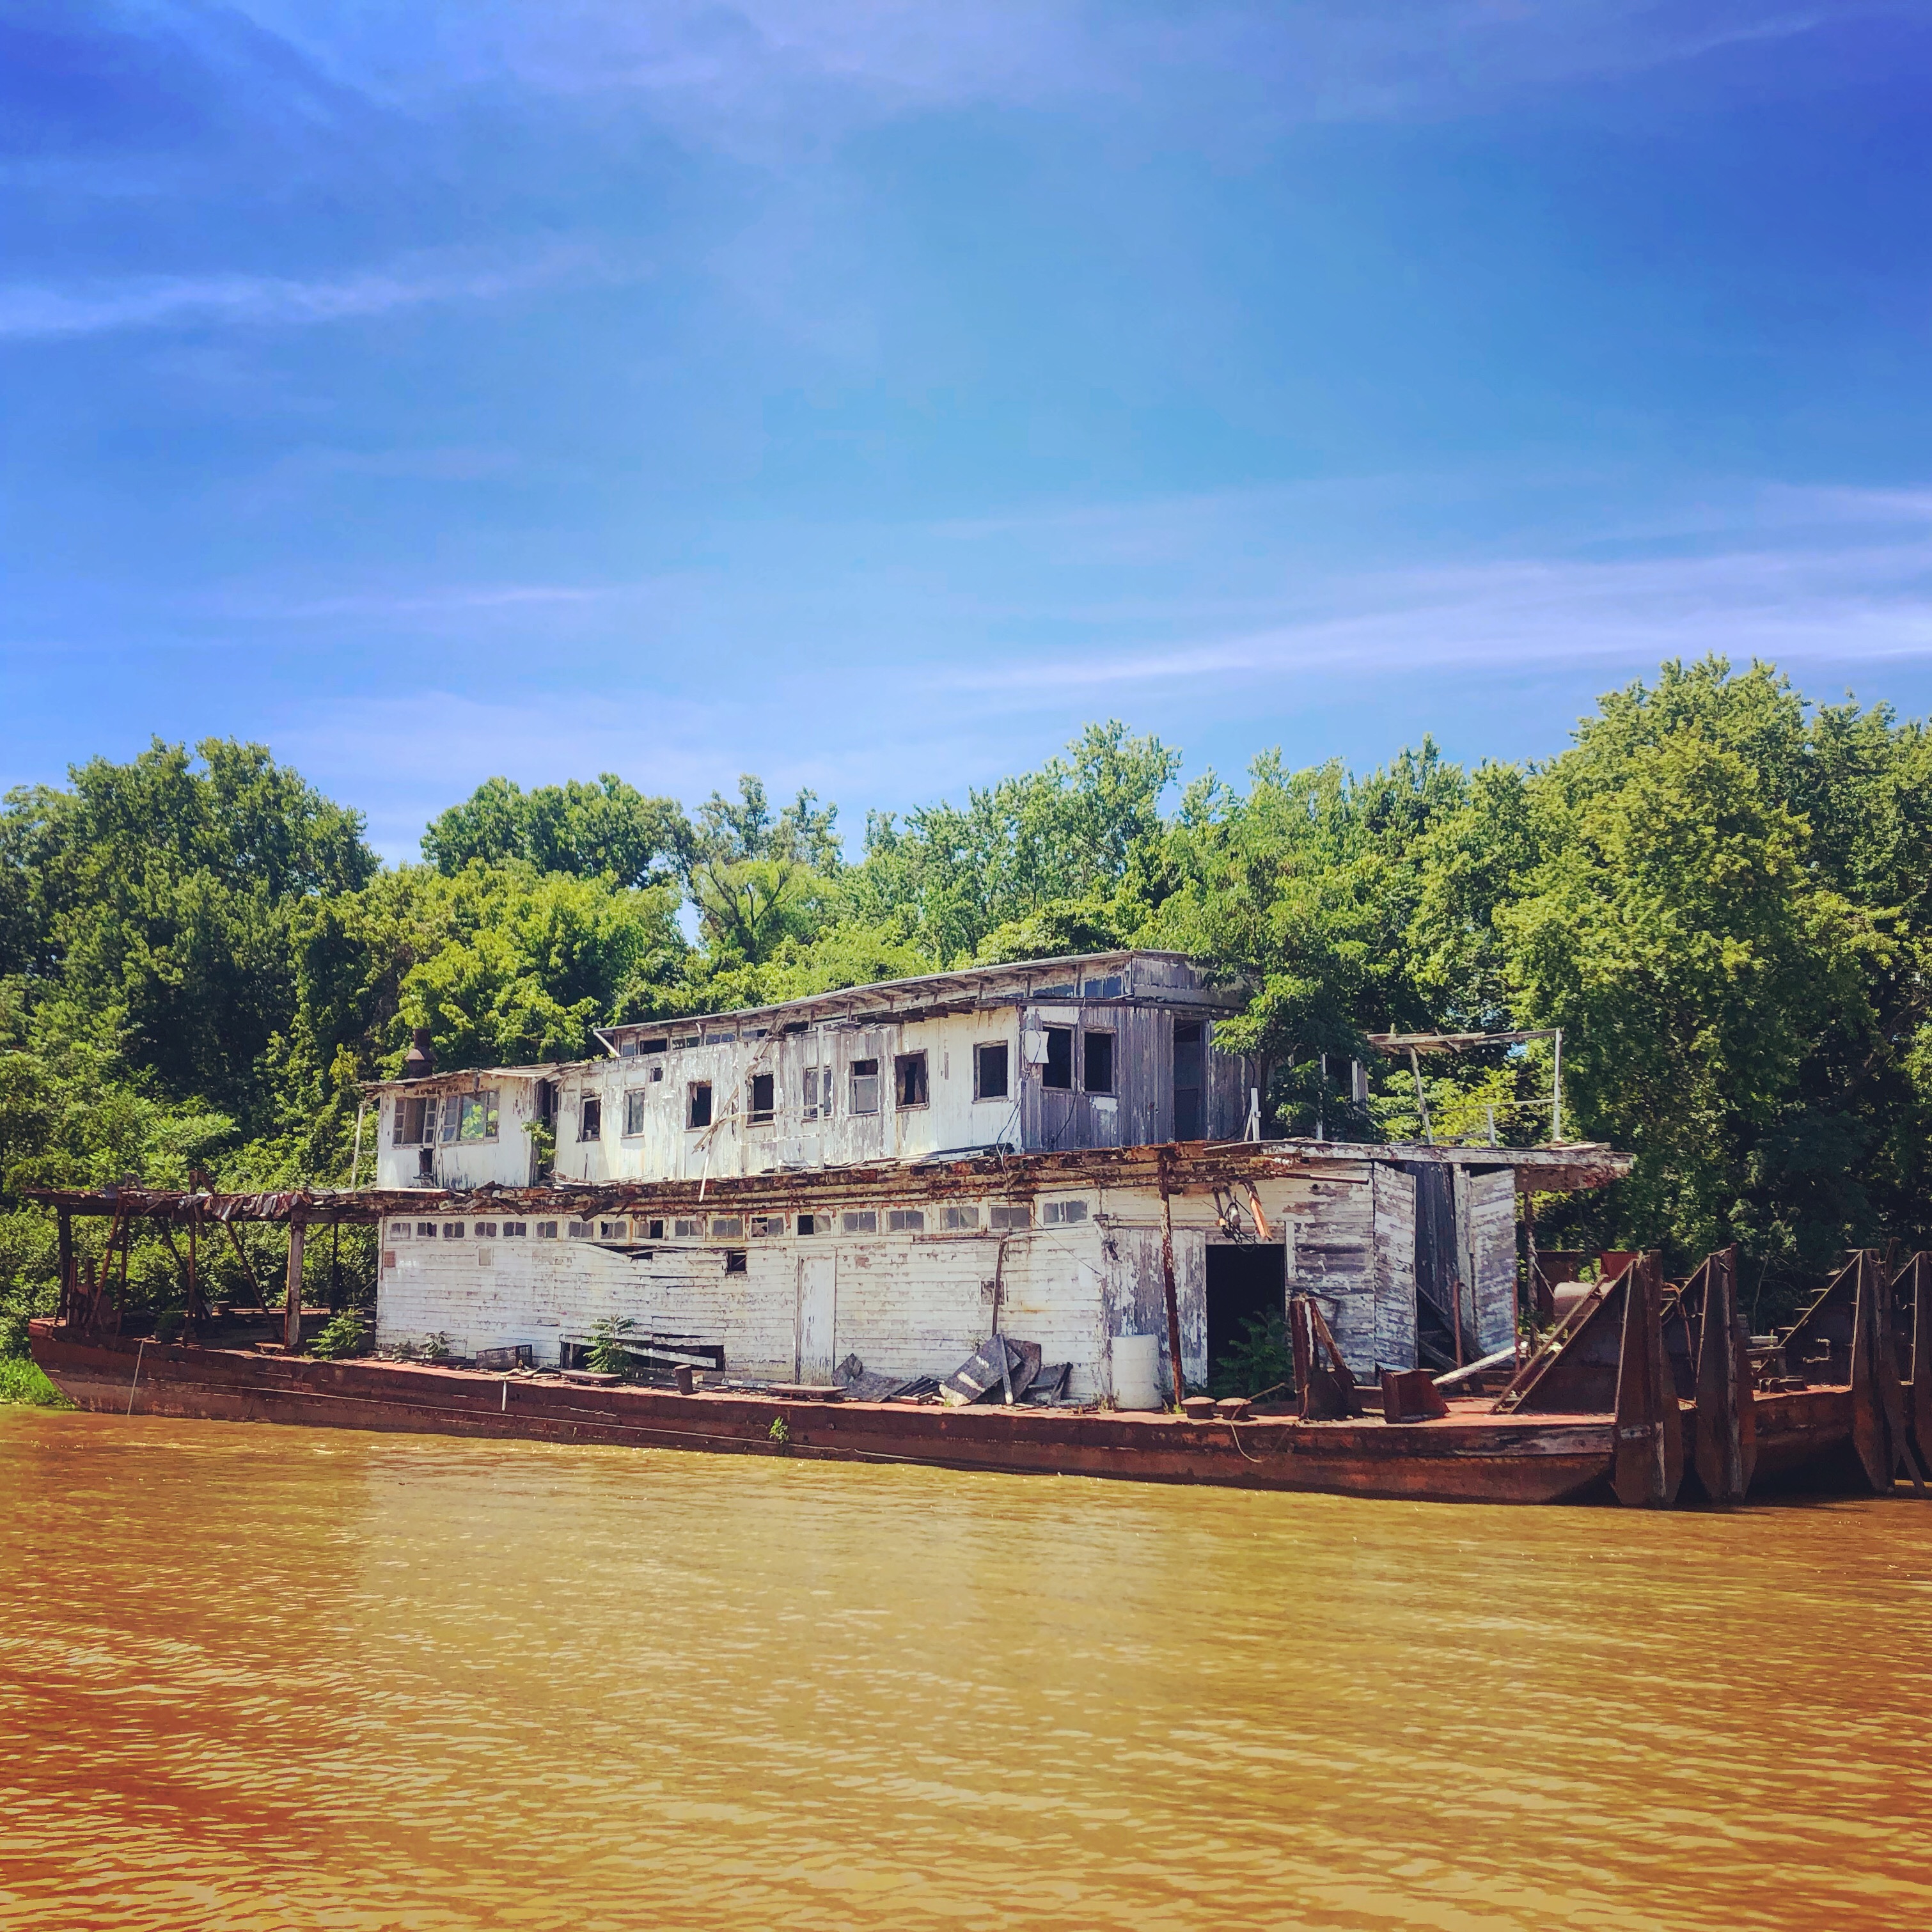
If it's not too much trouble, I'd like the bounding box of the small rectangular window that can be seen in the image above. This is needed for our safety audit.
[624,1089,648,1137]
[475,1220,499,1238]
[619,1039,637,1058]
[1042,1027,1073,1091]
[724,1250,748,1274]
[975,1042,1010,1102]
[567,1220,591,1238]
[842,1210,877,1234]
[391,1221,412,1240]
[989,1203,1030,1230]
[895,1052,928,1108]
[393,1097,429,1146]
[886,1207,925,1232]
[943,1204,980,1230]
[711,1216,744,1238]
[1083,1030,1115,1094]
[850,1058,879,1115]
[502,1221,527,1237]
[801,1066,831,1120]
[797,1213,825,1235]
[457,1090,499,1141]
[673,1218,700,1237]
[748,1072,774,1122]
[641,1039,668,1055]
[688,1082,712,1129]
[651,1065,663,1083]
[579,1096,602,1142]
[537,1221,558,1239]
[599,1220,625,1239]
[442,1222,464,1240]
[416,1221,437,1238]
[750,1214,785,1237]
[1041,1199,1089,1225]
[636,1218,663,1240]
[1081,974,1123,998]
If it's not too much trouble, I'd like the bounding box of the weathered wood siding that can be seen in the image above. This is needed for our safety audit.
[1468,1167,1519,1355]
[1372,1163,1418,1372]
[371,1077,543,1191]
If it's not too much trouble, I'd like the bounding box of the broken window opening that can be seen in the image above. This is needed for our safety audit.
[974,1042,1010,1102]
[748,1072,775,1123]
[1174,1021,1204,1141]
[895,1051,929,1109]
[724,1250,748,1275]
[687,1082,712,1130]
[578,1096,602,1142]
[1083,1030,1115,1094]
[1041,1027,1074,1091]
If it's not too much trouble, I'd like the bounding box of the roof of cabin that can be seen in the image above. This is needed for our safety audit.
[592,948,1239,1048]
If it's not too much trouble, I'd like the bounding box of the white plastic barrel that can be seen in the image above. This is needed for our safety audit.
[1111,1333,1163,1411]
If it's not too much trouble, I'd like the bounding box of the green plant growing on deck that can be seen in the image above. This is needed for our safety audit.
[310,1309,368,1360]
[587,1315,636,1376]
[1208,1309,1296,1401]
[767,1414,790,1446]
[0,1314,72,1408]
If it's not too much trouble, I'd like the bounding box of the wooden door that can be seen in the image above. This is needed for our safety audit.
[796,1253,836,1383]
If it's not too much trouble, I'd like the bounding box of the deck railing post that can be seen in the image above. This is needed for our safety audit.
[284,1216,306,1353]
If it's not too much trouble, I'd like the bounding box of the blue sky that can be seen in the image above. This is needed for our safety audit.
[4,2,1931,859]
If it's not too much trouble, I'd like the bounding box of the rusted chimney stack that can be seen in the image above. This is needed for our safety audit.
[401,1028,436,1081]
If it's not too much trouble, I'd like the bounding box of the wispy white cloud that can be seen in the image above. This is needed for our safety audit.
[0,242,618,342]
[930,520,1932,701]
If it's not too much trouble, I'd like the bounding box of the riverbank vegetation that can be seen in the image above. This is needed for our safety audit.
[2,654,1928,1364]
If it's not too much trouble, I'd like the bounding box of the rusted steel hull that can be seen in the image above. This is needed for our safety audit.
[1750,1386,1860,1489]
[31,1324,1612,1505]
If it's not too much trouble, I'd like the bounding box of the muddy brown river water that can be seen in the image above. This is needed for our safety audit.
[1,1410,1928,1931]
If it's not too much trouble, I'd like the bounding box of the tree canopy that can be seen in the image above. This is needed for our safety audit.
[4,659,1929,1335]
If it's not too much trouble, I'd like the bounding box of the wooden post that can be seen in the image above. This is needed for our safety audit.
[1157,1154,1186,1410]
[1692,1246,1755,1505]
[284,1216,306,1352]
[56,1207,73,1324]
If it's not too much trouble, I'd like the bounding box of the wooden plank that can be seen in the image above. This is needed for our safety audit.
[283,1217,306,1353]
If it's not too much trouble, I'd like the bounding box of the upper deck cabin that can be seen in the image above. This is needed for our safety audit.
[367,950,1255,1190]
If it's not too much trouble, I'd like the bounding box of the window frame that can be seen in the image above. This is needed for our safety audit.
[1041,1026,1074,1092]
[1083,1029,1116,1095]
[893,1051,929,1110]
[973,1041,1010,1103]
[748,1071,776,1123]
[849,1057,881,1116]
[623,1088,648,1137]
[578,1096,603,1143]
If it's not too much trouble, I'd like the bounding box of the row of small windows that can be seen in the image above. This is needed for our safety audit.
[392,1091,499,1147]
[581,1033,1115,1141]
[387,1199,1087,1242]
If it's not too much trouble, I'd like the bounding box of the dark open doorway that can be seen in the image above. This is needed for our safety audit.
[1206,1243,1287,1390]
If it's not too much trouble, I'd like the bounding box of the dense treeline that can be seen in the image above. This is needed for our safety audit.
[3,656,1929,1343]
